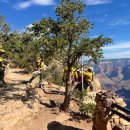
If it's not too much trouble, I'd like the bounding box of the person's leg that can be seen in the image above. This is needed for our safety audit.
[0,67,6,88]
[38,73,43,88]
[0,69,3,87]
[79,82,82,92]
[39,73,42,83]
[88,82,93,91]
[28,75,37,84]
[83,80,88,90]
[1,67,6,85]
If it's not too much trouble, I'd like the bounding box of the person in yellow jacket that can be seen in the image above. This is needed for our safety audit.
[27,57,47,87]
[37,58,47,85]
[0,48,6,86]
[62,66,78,86]
[83,67,94,91]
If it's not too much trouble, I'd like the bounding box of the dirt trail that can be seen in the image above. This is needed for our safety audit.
[14,105,92,130]
[1,68,92,130]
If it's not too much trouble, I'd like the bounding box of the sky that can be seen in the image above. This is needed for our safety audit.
[0,0,130,59]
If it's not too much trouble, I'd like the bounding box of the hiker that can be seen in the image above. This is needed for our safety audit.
[27,57,47,87]
[77,69,82,82]
[0,47,6,86]
[74,69,83,92]
[83,67,94,91]
[62,66,78,86]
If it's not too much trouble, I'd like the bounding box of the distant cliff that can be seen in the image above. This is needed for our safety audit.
[92,58,130,80]
[86,58,130,109]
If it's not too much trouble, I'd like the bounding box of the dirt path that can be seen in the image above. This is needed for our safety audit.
[14,107,92,130]
[14,107,56,130]
[3,68,92,130]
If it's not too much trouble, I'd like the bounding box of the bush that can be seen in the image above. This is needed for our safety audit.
[73,88,87,101]
[79,103,96,118]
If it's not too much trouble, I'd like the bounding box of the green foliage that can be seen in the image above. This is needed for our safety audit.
[0,16,4,26]
[3,32,34,71]
[0,0,112,110]
[73,88,96,118]
[49,68,63,86]
[73,89,87,100]
[54,0,112,66]
[40,60,63,85]
[1,0,112,72]
[28,0,112,70]
[0,16,10,45]
[79,103,96,116]
[24,0,112,110]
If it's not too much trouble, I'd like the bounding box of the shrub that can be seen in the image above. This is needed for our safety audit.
[79,103,96,118]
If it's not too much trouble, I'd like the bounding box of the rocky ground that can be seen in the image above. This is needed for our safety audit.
[97,73,130,109]
[0,68,93,130]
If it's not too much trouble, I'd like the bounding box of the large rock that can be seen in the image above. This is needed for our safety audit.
[92,77,101,92]
[93,91,129,130]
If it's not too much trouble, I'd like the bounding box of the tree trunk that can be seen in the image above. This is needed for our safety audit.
[61,91,71,111]
[61,68,72,111]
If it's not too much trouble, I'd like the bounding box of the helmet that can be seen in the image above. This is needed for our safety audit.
[88,67,94,72]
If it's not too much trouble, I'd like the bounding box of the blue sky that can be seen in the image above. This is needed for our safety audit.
[0,0,130,59]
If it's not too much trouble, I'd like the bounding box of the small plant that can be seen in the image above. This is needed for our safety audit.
[73,88,87,100]
[79,103,96,118]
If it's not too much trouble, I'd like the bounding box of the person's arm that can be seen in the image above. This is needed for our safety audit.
[38,62,47,71]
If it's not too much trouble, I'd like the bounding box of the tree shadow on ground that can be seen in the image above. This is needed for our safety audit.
[0,84,59,111]
[69,111,91,123]
[13,70,29,74]
[44,90,64,95]
[47,121,83,130]
[40,99,57,108]
[0,90,29,104]
[0,84,33,105]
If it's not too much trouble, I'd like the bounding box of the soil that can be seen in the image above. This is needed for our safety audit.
[0,68,92,130]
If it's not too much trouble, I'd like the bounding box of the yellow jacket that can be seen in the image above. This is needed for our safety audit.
[38,61,47,70]
[83,71,93,82]
[63,67,78,79]
[0,57,4,62]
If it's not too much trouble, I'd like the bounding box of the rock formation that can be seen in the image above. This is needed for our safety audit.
[92,91,130,130]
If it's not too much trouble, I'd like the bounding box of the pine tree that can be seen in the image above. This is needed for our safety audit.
[30,0,112,111]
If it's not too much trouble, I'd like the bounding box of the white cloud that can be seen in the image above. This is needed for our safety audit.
[32,0,55,5]
[17,1,31,9]
[26,24,33,28]
[103,42,130,50]
[110,20,130,26]
[103,41,130,59]
[84,0,112,5]
[104,51,130,59]
[15,0,55,9]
